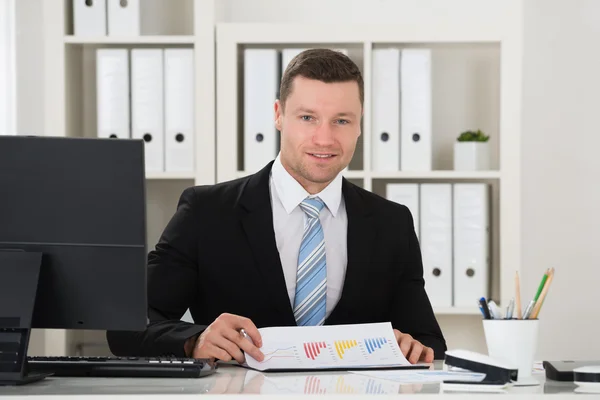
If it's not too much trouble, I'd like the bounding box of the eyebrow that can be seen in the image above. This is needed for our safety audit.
[294,107,357,119]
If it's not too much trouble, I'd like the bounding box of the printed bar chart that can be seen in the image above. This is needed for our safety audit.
[303,342,327,360]
[364,337,388,354]
[334,340,358,359]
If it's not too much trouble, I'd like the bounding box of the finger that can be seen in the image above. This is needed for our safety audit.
[225,329,264,362]
[393,329,402,343]
[236,318,263,348]
[408,341,423,364]
[398,335,413,357]
[196,342,232,362]
[421,346,434,363]
[212,335,246,364]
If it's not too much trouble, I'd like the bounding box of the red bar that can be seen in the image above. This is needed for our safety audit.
[311,342,318,358]
[304,343,313,360]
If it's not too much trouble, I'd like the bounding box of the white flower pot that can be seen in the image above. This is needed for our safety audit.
[454,142,490,171]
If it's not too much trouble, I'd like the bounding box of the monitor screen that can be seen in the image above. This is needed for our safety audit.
[0,136,147,331]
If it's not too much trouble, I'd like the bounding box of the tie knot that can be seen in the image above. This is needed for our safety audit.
[300,197,325,219]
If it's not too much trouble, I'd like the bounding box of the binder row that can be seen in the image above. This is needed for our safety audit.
[74,0,140,36]
[243,48,348,173]
[372,48,432,172]
[97,48,195,173]
[387,183,490,308]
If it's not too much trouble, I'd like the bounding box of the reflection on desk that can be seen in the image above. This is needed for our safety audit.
[0,362,592,398]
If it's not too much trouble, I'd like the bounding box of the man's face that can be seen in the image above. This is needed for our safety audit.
[274,76,362,191]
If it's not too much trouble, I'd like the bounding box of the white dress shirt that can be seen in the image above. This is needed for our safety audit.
[269,155,348,318]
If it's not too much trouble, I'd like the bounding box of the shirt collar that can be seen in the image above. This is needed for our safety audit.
[271,154,343,217]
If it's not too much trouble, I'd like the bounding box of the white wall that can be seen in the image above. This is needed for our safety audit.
[521,0,600,360]
[0,0,16,135]
[14,0,44,135]
[217,0,509,24]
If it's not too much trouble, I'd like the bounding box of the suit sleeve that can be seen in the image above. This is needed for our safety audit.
[107,187,206,357]
[390,205,447,359]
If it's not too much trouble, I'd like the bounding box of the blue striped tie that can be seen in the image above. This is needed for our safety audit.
[293,197,327,326]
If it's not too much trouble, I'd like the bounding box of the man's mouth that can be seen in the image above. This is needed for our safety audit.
[308,153,336,159]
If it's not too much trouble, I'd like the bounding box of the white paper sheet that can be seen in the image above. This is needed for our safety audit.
[350,369,486,383]
[244,322,414,371]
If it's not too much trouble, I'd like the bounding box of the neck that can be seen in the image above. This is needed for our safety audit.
[280,159,332,195]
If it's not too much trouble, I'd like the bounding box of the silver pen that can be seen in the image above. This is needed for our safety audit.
[240,328,254,345]
[506,298,515,319]
[522,300,536,319]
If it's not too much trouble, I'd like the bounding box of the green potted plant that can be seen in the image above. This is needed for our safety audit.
[454,129,490,171]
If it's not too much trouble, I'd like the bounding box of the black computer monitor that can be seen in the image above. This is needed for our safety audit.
[0,136,147,331]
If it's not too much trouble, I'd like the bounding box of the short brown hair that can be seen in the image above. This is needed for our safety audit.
[279,48,364,112]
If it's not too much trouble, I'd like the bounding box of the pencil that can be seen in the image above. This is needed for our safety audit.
[530,268,554,319]
[515,271,523,319]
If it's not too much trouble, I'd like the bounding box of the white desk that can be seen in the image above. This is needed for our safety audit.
[0,362,587,399]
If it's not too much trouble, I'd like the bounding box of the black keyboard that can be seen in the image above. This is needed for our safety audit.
[26,356,216,378]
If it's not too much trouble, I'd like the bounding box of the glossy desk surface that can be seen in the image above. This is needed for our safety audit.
[0,361,591,399]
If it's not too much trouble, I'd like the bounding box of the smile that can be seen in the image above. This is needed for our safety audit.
[309,153,336,158]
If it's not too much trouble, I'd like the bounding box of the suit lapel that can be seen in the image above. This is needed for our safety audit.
[327,179,376,323]
[237,162,296,324]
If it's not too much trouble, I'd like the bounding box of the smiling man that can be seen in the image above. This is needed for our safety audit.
[107,49,446,365]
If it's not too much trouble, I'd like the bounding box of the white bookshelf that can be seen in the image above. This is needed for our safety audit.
[63,35,196,44]
[216,4,522,316]
[37,0,216,357]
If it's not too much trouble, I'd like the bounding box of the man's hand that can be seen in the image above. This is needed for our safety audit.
[393,329,434,364]
[185,313,264,364]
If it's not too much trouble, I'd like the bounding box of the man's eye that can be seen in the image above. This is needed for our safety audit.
[336,119,349,125]
[301,115,313,121]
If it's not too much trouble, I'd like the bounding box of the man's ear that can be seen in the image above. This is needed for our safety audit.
[274,100,283,131]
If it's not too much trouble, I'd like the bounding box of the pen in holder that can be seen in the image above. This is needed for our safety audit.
[482,319,540,386]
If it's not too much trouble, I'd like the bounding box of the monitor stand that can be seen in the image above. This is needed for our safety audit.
[0,250,52,385]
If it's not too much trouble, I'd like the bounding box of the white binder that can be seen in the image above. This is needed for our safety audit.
[244,49,279,173]
[420,184,453,308]
[164,49,194,173]
[96,49,130,140]
[131,49,164,173]
[107,0,140,36]
[73,0,107,36]
[400,49,432,171]
[386,183,419,239]
[453,183,490,307]
[372,48,400,171]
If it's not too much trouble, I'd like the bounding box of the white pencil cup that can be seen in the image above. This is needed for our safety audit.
[482,319,539,382]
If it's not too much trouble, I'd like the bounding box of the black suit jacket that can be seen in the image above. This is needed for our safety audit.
[107,162,446,358]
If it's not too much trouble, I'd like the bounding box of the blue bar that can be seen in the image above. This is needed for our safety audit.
[365,339,372,354]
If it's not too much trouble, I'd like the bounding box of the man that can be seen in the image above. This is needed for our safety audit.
[107,49,446,364]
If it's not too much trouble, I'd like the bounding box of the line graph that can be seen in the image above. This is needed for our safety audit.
[262,346,297,362]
